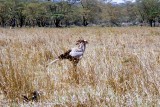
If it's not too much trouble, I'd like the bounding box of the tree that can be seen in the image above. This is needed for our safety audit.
[0,0,9,27]
[0,0,18,27]
[136,0,160,27]
[49,1,75,27]
[101,2,122,26]
[121,1,137,23]
[23,1,51,27]
[80,0,102,26]
[0,0,28,27]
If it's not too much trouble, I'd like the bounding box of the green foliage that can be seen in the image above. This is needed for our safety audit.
[136,0,160,26]
[0,0,159,27]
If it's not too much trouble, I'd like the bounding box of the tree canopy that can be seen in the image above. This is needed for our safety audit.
[0,0,159,27]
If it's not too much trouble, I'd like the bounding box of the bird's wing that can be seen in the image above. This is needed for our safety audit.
[69,48,83,58]
[58,49,72,59]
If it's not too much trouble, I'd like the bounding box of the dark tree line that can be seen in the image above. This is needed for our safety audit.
[0,0,159,28]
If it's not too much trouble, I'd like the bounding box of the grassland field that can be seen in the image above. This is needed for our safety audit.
[0,27,160,106]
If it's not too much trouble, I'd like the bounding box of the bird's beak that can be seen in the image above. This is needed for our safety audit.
[85,41,89,44]
[84,40,88,44]
[76,42,80,45]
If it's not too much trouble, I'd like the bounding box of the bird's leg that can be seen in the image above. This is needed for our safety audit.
[72,60,79,84]
[73,65,79,84]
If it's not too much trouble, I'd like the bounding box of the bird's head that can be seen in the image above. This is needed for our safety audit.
[76,39,88,45]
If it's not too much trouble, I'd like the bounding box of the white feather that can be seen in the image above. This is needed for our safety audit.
[69,42,86,58]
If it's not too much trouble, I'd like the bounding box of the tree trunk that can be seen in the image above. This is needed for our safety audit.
[65,20,69,27]
[149,19,153,27]
[83,16,88,26]
[19,17,24,27]
[10,18,16,28]
[1,17,5,27]
[54,18,61,27]
[41,20,45,27]
[37,19,41,27]
[153,20,156,27]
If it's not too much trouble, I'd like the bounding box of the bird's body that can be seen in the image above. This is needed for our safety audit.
[69,45,84,58]
[48,40,88,66]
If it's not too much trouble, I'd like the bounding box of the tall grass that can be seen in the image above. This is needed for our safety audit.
[0,27,160,106]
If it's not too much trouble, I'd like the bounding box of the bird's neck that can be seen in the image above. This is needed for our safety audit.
[78,43,86,51]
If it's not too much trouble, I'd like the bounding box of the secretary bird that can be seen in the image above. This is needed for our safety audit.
[48,39,88,67]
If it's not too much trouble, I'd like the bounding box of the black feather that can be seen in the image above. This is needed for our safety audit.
[58,49,72,59]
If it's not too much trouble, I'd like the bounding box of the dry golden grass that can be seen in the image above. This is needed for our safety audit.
[0,27,160,106]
